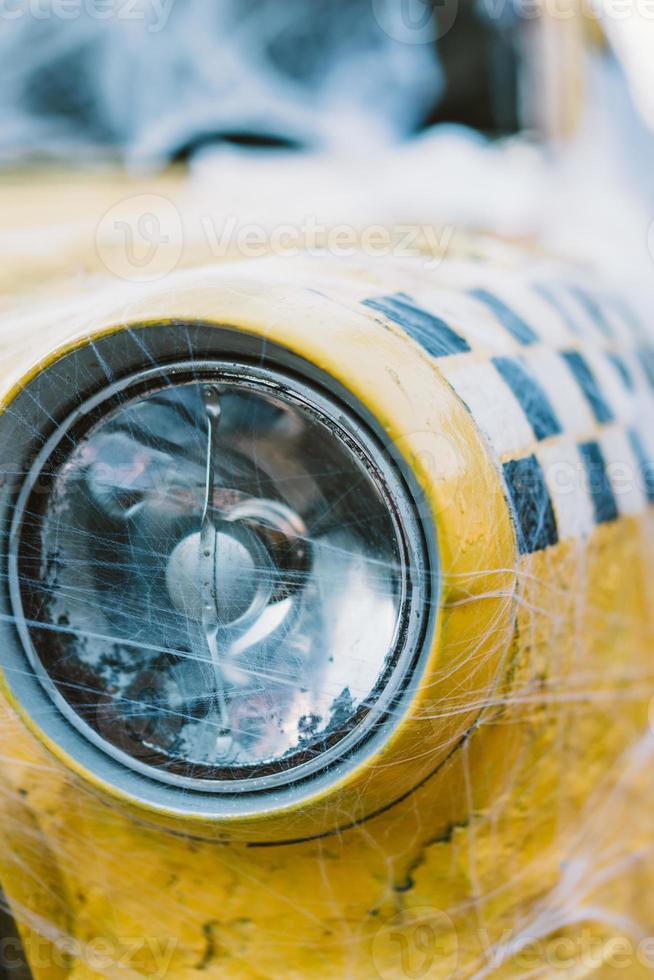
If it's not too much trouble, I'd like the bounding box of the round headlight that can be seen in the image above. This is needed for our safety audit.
[0,274,521,841]
[9,358,428,796]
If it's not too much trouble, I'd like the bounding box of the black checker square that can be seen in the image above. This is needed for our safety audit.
[362,293,470,359]
[469,288,538,346]
[578,441,619,525]
[561,350,614,425]
[492,356,562,441]
[503,455,559,555]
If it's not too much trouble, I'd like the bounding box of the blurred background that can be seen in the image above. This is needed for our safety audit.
[0,0,650,161]
[0,0,653,298]
[0,0,525,162]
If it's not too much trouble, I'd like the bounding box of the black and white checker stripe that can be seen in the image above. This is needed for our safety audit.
[360,268,654,555]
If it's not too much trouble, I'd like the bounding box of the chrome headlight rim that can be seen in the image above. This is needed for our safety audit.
[0,321,437,818]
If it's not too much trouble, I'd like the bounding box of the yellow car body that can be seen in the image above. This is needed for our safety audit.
[0,169,653,977]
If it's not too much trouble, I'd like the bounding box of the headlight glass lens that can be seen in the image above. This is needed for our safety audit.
[15,365,423,790]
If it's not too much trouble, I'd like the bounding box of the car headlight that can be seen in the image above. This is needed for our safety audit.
[10,358,427,795]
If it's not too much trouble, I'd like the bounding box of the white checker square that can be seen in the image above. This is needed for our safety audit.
[523,348,595,438]
[413,287,517,355]
[599,427,648,517]
[439,358,534,457]
[538,440,595,540]
[584,349,635,427]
